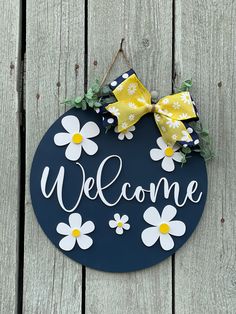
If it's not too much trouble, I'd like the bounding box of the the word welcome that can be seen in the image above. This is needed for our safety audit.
[41,155,202,212]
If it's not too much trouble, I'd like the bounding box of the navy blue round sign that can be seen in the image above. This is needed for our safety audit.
[30,108,207,272]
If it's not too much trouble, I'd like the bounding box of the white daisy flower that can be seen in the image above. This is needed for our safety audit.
[179,113,189,119]
[154,114,161,122]
[54,115,100,161]
[114,126,135,140]
[107,106,120,117]
[128,83,138,95]
[109,213,130,235]
[56,213,95,251]
[150,137,182,172]
[162,98,169,105]
[181,130,192,142]
[128,102,137,109]
[121,122,128,129]
[166,119,181,129]
[161,126,166,132]
[173,102,181,109]
[137,97,146,103]
[128,114,135,121]
[180,92,191,104]
[141,205,186,251]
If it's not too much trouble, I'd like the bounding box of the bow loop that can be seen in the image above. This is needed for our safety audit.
[105,70,198,146]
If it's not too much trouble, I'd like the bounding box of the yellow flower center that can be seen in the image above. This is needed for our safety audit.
[71,229,81,237]
[117,221,123,228]
[72,133,83,144]
[159,223,170,234]
[165,147,174,157]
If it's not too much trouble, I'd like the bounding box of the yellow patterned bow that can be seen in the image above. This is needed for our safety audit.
[106,73,197,146]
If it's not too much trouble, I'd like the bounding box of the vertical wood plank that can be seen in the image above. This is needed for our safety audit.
[24,0,84,312]
[174,1,236,313]
[86,1,173,313]
[0,0,20,313]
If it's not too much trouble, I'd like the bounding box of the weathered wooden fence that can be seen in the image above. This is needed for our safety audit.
[0,0,235,313]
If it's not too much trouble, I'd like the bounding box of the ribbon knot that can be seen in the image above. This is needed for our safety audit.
[146,103,158,113]
[105,70,198,146]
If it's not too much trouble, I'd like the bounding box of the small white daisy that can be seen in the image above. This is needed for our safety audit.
[173,102,181,109]
[180,92,192,104]
[181,130,192,142]
[128,83,138,95]
[109,213,130,235]
[107,106,120,117]
[141,205,186,251]
[121,122,128,129]
[154,114,161,122]
[128,102,137,109]
[166,119,181,129]
[128,114,135,121]
[54,115,100,161]
[56,213,95,251]
[179,113,189,120]
[162,98,169,105]
[161,126,166,132]
[150,137,182,172]
[114,126,135,140]
[137,97,146,103]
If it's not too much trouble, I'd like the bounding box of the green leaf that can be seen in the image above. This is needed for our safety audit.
[102,96,116,104]
[105,125,112,133]
[87,99,95,108]
[81,100,87,110]
[100,85,112,96]
[86,88,94,99]
[201,130,209,137]
[94,101,102,108]
[181,153,187,166]
[64,99,76,106]
[91,81,100,93]
[74,102,82,109]
[182,147,191,154]
[74,96,83,104]
[181,79,192,91]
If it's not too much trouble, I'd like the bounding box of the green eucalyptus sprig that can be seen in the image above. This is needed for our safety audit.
[176,79,214,162]
[189,121,215,160]
[64,81,116,110]
[175,79,193,92]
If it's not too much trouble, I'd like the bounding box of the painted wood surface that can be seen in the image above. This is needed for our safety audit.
[174,1,236,313]
[24,0,84,313]
[0,0,235,313]
[0,0,20,313]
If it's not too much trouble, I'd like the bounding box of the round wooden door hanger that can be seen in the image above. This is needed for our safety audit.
[30,70,207,272]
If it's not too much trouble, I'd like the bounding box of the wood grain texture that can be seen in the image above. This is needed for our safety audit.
[174,1,236,313]
[24,0,85,312]
[86,1,173,313]
[0,0,20,313]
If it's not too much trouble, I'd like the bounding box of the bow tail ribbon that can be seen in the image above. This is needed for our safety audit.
[154,114,192,146]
